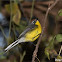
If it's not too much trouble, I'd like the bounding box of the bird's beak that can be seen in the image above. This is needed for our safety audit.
[4,39,19,52]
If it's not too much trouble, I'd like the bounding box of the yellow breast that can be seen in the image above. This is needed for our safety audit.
[25,21,42,42]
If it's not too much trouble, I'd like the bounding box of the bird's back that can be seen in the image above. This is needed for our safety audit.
[25,23,42,42]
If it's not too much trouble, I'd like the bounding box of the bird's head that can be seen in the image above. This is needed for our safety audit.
[31,16,41,26]
[31,19,41,26]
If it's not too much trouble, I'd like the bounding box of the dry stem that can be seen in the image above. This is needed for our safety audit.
[32,0,60,62]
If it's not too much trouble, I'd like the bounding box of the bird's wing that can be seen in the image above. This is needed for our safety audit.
[4,24,36,52]
[18,23,36,38]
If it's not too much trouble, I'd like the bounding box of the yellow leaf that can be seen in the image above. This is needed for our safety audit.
[13,10,21,25]
[5,3,19,15]
[5,3,21,25]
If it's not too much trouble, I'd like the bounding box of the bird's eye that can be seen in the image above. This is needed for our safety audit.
[32,21,36,24]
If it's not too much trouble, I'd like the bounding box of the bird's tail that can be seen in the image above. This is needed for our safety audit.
[4,37,25,53]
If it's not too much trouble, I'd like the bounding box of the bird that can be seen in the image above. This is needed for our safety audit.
[4,18,42,52]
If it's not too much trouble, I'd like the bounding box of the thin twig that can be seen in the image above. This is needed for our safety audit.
[20,51,26,62]
[59,45,62,55]
[17,0,29,22]
[32,0,59,62]
[35,5,57,16]
[36,56,40,62]
[0,25,7,40]
[13,23,17,39]
[17,0,25,16]
[22,1,54,7]
[30,0,35,22]
[9,0,12,36]
[0,0,1,11]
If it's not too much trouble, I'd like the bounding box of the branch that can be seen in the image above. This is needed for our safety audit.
[0,25,7,40]
[22,1,54,7]
[0,0,2,11]
[59,45,62,55]
[30,0,35,22]
[9,0,12,36]
[35,5,57,16]
[32,0,60,62]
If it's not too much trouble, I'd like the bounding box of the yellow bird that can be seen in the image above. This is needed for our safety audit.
[5,18,42,52]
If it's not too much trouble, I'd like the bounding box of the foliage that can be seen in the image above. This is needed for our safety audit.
[45,34,62,60]
[56,34,62,42]
[0,47,6,59]
[58,9,62,16]
[5,3,21,25]
[0,0,62,62]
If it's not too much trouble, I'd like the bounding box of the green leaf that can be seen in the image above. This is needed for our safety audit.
[45,47,50,60]
[57,55,62,59]
[56,34,62,42]
[58,9,62,16]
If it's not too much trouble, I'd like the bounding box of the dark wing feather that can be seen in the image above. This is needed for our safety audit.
[18,23,36,39]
